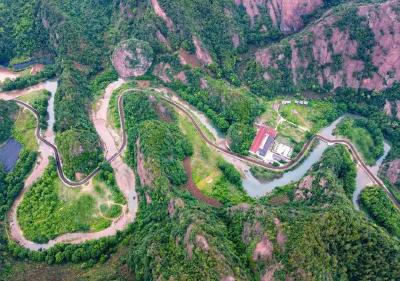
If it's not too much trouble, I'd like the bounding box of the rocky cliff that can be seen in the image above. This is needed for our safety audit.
[254,0,400,91]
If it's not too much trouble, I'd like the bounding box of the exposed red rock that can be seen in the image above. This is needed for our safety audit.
[358,1,400,90]
[136,139,153,187]
[153,63,171,83]
[174,71,188,84]
[195,235,210,251]
[386,159,400,185]
[298,175,314,190]
[234,0,323,32]
[255,0,400,91]
[384,100,392,117]
[396,101,400,120]
[221,276,235,281]
[274,218,286,251]
[150,0,174,31]
[242,221,263,244]
[193,36,213,65]
[253,234,274,261]
[112,41,153,79]
[200,77,209,89]
[179,48,202,68]
[156,30,171,50]
[232,33,240,48]
[168,198,185,217]
[262,263,283,281]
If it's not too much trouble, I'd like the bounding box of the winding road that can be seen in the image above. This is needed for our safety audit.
[7,80,137,250]
[3,79,397,250]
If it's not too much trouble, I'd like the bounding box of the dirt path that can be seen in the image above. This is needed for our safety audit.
[0,66,19,83]
[7,80,138,250]
[5,82,397,250]
[183,157,222,207]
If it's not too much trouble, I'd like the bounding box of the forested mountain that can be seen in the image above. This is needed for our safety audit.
[1,0,400,280]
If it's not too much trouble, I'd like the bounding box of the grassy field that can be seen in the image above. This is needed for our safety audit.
[17,89,49,105]
[12,108,37,151]
[279,100,337,132]
[17,162,124,243]
[258,99,279,128]
[178,114,250,205]
[17,89,50,129]
[277,121,306,145]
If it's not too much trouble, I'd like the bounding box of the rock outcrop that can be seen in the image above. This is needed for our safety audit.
[234,0,323,33]
[112,39,154,79]
[255,0,400,91]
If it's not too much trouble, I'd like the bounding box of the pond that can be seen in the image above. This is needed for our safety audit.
[0,139,22,172]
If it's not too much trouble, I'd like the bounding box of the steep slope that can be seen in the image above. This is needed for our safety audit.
[252,0,400,92]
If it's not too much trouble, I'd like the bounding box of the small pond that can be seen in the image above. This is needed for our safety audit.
[0,139,22,172]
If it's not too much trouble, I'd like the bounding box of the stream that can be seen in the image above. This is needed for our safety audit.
[182,107,391,204]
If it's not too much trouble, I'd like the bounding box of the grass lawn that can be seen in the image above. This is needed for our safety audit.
[277,121,306,145]
[12,108,37,151]
[258,99,279,129]
[178,114,250,205]
[279,100,336,132]
[17,162,124,243]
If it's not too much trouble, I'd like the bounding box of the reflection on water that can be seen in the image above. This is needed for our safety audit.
[43,80,58,143]
[0,139,22,172]
[171,95,224,142]
[242,116,390,201]
[243,142,329,197]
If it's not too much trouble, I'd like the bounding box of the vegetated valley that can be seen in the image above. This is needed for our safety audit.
[0,0,400,280]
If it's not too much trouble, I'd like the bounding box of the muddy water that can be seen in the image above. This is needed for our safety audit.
[42,80,58,143]
[186,109,390,204]
[92,78,138,226]
[242,142,330,197]
[352,141,391,209]
[170,95,225,143]
[9,79,139,250]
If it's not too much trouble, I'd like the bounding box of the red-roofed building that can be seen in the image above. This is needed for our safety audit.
[249,125,277,160]
[250,126,267,153]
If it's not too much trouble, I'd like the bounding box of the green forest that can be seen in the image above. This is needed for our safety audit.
[1,0,400,280]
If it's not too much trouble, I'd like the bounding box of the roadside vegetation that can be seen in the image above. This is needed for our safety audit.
[0,100,18,144]
[179,114,251,205]
[12,108,37,151]
[278,99,339,133]
[335,117,384,165]
[0,66,56,92]
[360,186,400,238]
[172,76,263,155]
[17,89,50,129]
[250,166,283,182]
[17,159,125,243]
[0,100,37,220]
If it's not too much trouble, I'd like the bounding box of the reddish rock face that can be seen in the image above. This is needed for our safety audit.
[153,63,171,83]
[151,0,174,31]
[234,0,323,32]
[384,100,392,117]
[255,0,400,91]
[253,234,274,261]
[193,36,213,65]
[396,101,400,119]
[386,159,400,185]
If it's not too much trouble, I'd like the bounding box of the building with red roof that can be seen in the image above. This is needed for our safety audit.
[249,125,278,160]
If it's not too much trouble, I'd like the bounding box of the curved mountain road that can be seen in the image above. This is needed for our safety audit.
[5,83,398,250]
